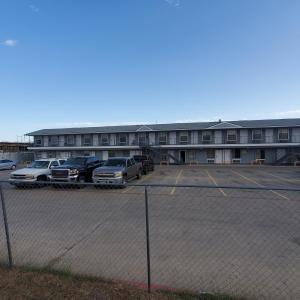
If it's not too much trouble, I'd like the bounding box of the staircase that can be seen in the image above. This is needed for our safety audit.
[141,145,181,164]
[274,152,300,165]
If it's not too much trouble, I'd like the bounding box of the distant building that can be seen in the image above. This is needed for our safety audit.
[0,142,34,162]
[27,118,300,164]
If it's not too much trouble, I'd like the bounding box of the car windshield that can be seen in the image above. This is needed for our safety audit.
[104,159,126,167]
[64,157,87,165]
[29,161,50,169]
[134,156,146,161]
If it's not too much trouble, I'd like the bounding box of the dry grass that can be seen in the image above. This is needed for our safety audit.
[0,265,247,300]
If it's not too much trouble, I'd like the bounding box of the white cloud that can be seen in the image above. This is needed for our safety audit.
[274,109,300,117]
[164,0,180,7]
[29,4,39,12]
[2,39,18,47]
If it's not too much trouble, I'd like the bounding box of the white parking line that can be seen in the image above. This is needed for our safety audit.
[231,169,290,201]
[205,169,227,197]
[170,170,183,195]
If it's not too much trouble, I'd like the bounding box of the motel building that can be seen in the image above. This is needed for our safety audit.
[27,118,300,165]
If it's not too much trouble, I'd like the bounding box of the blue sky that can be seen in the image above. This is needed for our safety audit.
[1,0,300,141]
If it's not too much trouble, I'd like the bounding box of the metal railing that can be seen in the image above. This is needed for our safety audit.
[0,180,299,299]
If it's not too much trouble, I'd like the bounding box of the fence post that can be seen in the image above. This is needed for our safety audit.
[144,186,151,293]
[0,183,13,268]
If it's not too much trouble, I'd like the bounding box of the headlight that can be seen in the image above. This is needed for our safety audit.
[25,175,35,179]
[114,171,123,177]
[69,169,79,175]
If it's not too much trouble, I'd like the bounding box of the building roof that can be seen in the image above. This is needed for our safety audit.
[26,118,300,136]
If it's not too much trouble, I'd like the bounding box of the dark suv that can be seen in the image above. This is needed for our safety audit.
[50,156,103,183]
[133,155,154,174]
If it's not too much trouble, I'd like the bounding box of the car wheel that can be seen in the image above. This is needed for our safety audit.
[77,176,85,188]
[11,165,16,170]
[37,176,47,188]
[136,169,142,179]
[121,176,127,188]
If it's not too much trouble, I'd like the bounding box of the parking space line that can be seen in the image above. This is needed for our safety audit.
[170,170,183,195]
[259,171,300,184]
[231,170,290,200]
[205,169,227,197]
[122,172,154,193]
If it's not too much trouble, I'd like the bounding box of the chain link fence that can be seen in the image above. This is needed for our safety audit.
[0,181,300,299]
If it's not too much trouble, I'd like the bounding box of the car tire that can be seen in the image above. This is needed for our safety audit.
[136,169,142,179]
[77,176,85,188]
[121,176,127,188]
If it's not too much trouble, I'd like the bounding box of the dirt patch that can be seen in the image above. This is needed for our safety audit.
[0,265,247,300]
[0,266,171,300]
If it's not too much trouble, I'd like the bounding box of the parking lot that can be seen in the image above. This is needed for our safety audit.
[0,165,300,299]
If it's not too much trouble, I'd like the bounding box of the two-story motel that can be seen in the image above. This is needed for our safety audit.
[27,118,300,164]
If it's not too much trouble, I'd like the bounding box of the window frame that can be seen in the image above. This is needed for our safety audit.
[66,135,75,145]
[179,131,189,144]
[158,132,167,145]
[119,134,128,145]
[278,128,289,141]
[227,130,237,142]
[252,129,263,141]
[202,131,212,142]
[101,134,109,146]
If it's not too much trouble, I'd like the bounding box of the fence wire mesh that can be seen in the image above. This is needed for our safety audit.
[0,181,299,300]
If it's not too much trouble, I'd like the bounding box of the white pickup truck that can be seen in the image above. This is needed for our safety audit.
[9,158,65,186]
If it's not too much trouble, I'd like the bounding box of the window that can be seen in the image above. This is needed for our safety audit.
[233,149,241,159]
[101,134,109,145]
[207,149,215,159]
[159,132,167,145]
[188,150,196,161]
[202,131,212,143]
[83,135,91,145]
[278,128,289,141]
[35,137,42,146]
[227,130,237,142]
[252,129,262,141]
[127,159,133,167]
[49,136,58,145]
[50,161,59,168]
[66,135,75,145]
[138,133,147,145]
[119,134,127,145]
[179,132,189,144]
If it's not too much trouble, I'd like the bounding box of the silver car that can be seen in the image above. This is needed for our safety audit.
[0,159,16,170]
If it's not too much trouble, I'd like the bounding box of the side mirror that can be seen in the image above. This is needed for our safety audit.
[50,165,55,169]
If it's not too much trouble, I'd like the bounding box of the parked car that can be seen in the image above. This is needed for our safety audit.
[133,155,154,174]
[0,159,16,170]
[49,156,103,183]
[92,157,143,187]
[9,158,63,186]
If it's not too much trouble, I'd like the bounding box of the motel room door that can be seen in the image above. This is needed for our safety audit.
[215,149,232,164]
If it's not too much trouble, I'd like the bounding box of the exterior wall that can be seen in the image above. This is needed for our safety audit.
[265,149,276,164]
[292,128,300,142]
[240,149,256,164]
[240,130,248,144]
[191,131,198,144]
[75,135,81,146]
[93,134,99,146]
[43,136,48,147]
[58,136,64,147]
[110,134,116,146]
[265,129,274,143]
[149,132,155,145]
[129,133,135,145]
[169,132,176,145]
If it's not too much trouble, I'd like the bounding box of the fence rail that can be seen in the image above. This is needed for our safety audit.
[0,180,299,299]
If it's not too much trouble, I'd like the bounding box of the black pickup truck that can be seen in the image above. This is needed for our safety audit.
[133,155,154,175]
[50,156,104,183]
